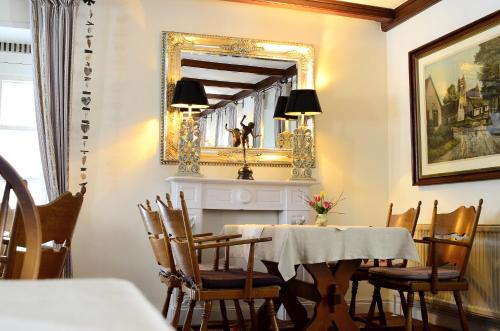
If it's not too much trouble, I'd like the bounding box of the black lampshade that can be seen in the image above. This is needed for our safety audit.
[284,89,322,116]
[273,96,298,121]
[171,78,209,109]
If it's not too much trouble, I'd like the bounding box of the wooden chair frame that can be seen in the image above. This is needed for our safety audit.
[367,199,483,331]
[0,154,42,279]
[157,192,280,331]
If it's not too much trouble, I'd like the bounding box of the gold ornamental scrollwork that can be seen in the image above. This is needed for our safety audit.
[160,31,316,167]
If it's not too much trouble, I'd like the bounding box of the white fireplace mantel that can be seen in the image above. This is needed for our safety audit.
[166,176,319,226]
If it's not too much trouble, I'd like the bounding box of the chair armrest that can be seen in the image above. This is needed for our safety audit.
[194,237,272,250]
[192,234,242,243]
[193,232,213,238]
[414,238,430,244]
[422,236,470,247]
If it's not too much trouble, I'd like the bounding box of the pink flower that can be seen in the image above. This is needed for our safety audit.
[308,201,316,207]
[314,195,321,202]
[323,201,330,209]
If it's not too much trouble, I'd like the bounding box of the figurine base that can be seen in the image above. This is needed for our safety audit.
[237,164,254,180]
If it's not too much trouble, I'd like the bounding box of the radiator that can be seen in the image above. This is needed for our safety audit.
[412,224,500,318]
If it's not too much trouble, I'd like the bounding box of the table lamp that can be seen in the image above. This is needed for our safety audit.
[284,89,322,180]
[171,78,209,176]
[273,96,298,149]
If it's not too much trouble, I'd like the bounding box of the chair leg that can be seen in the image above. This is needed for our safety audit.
[182,299,196,331]
[162,286,174,318]
[265,298,279,331]
[172,289,185,327]
[349,279,359,317]
[405,292,414,331]
[419,291,429,331]
[375,288,386,326]
[365,286,380,329]
[247,299,257,331]
[200,300,213,331]
[233,299,246,331]
[399,290,408,317]
[454,290,469,331]
[219,300,230,331]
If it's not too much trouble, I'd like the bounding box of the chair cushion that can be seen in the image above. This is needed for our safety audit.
[201,269,282,289]
[369,266,460,280]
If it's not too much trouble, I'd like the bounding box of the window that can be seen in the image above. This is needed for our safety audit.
[0,55,46,204]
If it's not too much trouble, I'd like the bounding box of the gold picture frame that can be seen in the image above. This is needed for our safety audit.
[160,31,315,167]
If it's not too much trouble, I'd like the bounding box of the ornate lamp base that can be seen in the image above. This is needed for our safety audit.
[290,125,315,181]
[177,116,202,177]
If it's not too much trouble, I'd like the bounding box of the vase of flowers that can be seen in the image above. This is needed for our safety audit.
[305,191,344,227]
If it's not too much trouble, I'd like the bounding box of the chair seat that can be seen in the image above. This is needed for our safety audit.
[369,266,460,280]
[201,269,282,289]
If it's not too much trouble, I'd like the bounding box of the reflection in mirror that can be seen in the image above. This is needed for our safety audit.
[180,52,299,149]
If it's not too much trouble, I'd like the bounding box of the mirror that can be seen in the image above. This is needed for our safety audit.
[161,32,315,166]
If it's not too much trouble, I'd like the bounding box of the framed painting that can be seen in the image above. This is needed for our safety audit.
[410,11,500,185]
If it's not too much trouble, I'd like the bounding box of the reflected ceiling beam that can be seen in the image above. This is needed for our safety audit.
[222,0,441,31]
[185,77,256,90]
[202,64,297,116]
[207,93,234,100]
[182,59,294,76]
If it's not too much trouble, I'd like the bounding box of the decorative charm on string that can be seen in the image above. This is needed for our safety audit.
[78,0,96,194]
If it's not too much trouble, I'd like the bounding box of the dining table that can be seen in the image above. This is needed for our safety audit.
[0,278,174,331]
[223,224,420,331]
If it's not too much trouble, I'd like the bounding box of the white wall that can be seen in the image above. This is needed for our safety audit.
[386,0,500,225]
[68,0,388,307]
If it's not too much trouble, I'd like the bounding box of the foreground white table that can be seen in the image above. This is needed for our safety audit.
[223,224,420,331]
[0,278,173,331]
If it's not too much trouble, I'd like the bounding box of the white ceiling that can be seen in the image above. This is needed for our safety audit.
[338,0,407,8]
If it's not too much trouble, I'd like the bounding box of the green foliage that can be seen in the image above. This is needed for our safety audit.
[475,36,500,111]
[428,138,459,162]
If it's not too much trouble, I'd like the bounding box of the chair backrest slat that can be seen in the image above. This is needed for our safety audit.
[428,200,483,278]
[387,201,421,236]
[138,202,175,273]
[157,194,201,287]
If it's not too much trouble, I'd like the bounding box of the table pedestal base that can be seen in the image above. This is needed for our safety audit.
[259,259,362,331]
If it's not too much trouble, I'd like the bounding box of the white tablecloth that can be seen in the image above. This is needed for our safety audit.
[223,224,420,281]
[0,278,173,331]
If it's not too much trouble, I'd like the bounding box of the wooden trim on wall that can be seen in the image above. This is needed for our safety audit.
[381,0,441,32]
[222,0,442,32]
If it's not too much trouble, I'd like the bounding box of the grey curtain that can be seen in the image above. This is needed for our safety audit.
[30,0,79,278]
[252,92,263,148]
[226,104,236,146]
[214,109,223,146]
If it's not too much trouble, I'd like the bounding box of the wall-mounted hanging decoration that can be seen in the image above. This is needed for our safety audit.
[78,0,97,193]
[410,11,500,185]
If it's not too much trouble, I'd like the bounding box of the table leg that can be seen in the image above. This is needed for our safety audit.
[258,261,308,331]
[303,260,361,331]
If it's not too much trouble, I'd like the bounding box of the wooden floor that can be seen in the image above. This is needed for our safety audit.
[192,313,455,330]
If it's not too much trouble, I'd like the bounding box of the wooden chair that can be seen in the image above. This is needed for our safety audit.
[0,154,42,279]
[156,192,281,331]
[3,191,84,279]
[368,199,483,331]
[139,195,243,330]
[346,202,421,325]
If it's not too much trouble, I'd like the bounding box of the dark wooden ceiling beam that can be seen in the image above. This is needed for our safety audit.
[222,0,441,31]
[185,77,256,90]
[222,0,394,22]
[182,59,295,76]
[381,0,441,31]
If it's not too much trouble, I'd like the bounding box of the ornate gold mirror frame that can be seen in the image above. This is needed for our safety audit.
[160,31,315,167]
